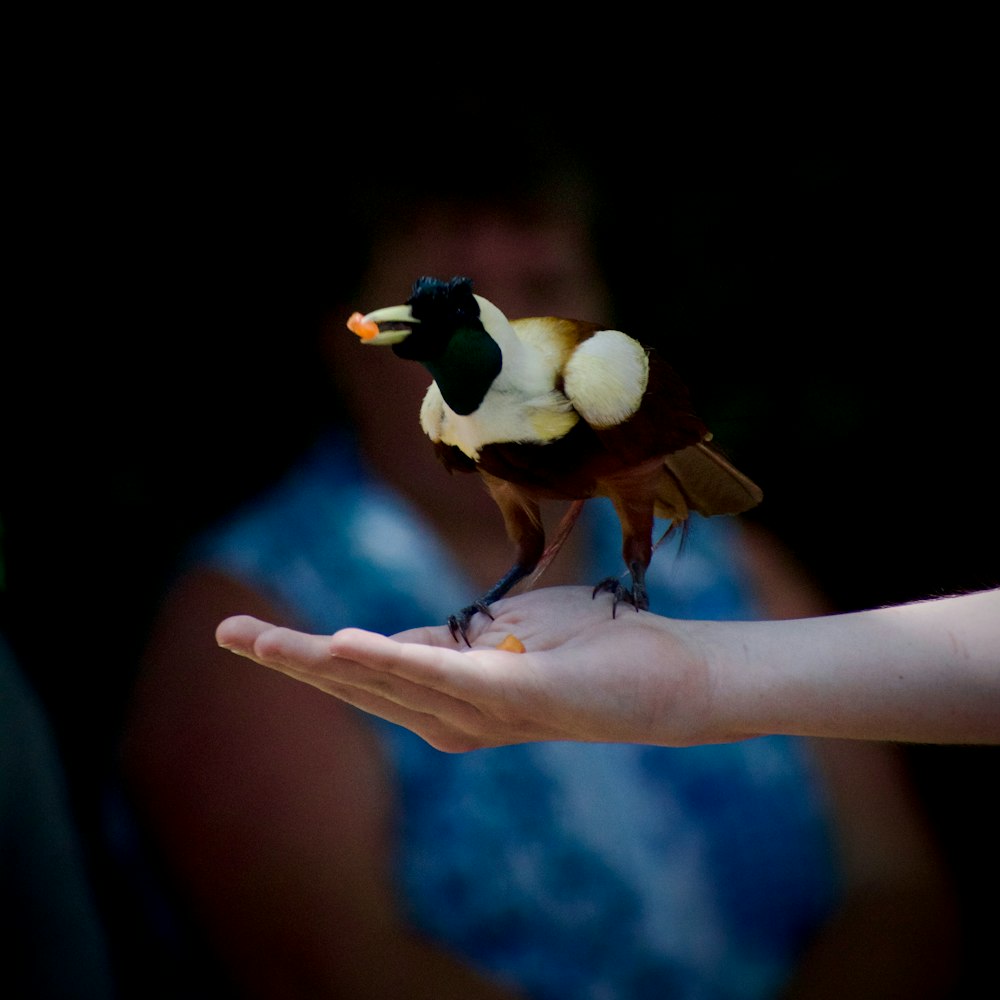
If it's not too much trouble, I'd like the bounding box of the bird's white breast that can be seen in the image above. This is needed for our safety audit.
[418,308,648,461]
[419,312,580,459]
[419,381,578,460]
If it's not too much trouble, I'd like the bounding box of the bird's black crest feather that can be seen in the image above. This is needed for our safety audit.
[407,276,480,326]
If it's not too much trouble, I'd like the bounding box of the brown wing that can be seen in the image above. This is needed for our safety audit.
[587,350,708,465]
[434,346,760,519]
[592,351,761,521]
[659,441,763,519]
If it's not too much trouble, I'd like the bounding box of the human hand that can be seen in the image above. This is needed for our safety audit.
[216,586,715,751]
[218,585,1000,748]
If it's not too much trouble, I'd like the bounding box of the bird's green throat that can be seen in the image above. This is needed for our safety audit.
[423,326,502,416]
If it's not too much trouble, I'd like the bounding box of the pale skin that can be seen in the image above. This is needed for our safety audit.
[216,585,1000,751]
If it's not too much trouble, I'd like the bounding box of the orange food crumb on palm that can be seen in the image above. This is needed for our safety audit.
[496,634,526,653]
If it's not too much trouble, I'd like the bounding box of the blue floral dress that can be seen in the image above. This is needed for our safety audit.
[200,434,841,1000]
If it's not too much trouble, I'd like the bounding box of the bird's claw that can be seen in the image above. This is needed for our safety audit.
[447,601,495,646]
[592,578,648,619]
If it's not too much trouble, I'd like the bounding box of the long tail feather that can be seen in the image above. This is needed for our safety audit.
[524,499,587,589]
[653,517,689,555]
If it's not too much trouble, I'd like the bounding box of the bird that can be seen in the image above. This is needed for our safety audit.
[347,275,762,643]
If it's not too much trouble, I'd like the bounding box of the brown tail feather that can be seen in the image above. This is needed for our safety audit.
[660,441,762,518]
[524,499,588,589]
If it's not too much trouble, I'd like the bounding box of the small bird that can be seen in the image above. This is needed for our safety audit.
[348,276,762,643]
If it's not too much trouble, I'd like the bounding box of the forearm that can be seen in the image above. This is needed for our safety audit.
[691,589,1000,744]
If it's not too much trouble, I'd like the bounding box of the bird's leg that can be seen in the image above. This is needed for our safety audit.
[449,474,544,645]
[623,559,650,611]
[447,563,533,643]
[592,487,654,618]
[592,562,649,617]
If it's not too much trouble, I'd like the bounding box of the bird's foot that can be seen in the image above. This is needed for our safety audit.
[447,601,495,646]
[592,577,649,619]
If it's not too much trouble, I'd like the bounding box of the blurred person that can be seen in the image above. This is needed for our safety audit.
[121,167,957,998]
[1,632,117,999]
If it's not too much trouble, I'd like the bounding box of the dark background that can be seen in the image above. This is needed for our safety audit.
[4,64,997,995]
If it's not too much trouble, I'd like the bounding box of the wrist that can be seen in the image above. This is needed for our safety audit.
[678,615,850,743]
[691,591,1000,745]
[638,615,750,746]
[688,617,784,743]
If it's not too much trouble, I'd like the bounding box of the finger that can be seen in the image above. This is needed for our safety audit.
[215,615,278,659]
[390,610,533,651]
[239,632,505,750]
[217,617,333,675]
[308,674,496,753]
[390,623,466,649]
[249,623,334,672]
[331,628,514,692]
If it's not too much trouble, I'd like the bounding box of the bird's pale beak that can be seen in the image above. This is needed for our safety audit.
[346,304,419,346]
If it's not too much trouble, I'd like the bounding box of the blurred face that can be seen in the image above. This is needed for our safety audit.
[361,204,610,321]
[324,199,611,572]
[328,201,610,419]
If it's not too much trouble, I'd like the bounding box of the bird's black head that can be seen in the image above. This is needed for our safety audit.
[350,274,503,415]
[401,276,501,413]
[408,276,480,325]
[392,276,482,361]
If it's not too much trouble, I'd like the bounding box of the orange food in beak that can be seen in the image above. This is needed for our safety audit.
[347,312,380,341]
